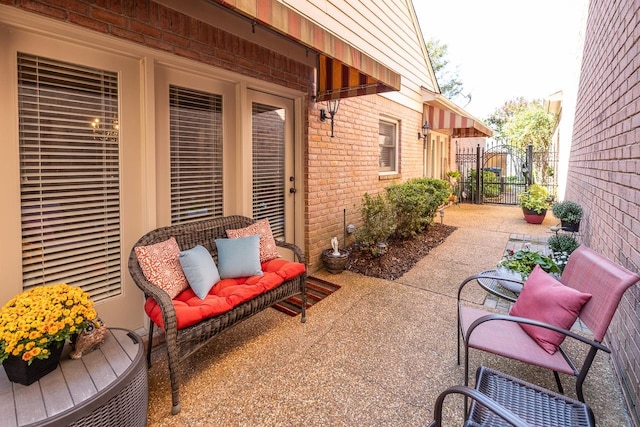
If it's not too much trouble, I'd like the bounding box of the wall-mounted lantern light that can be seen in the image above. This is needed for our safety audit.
[320,99,340,137]
[418,121,430,141]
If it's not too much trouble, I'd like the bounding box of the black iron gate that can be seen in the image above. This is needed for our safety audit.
[455,143,558,205]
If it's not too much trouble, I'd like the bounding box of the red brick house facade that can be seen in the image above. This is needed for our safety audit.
[567,0,640,422]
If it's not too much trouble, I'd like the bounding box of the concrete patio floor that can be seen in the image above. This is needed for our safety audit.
[145,204,633,426]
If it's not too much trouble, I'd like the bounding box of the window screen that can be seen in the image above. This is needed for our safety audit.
[170,85,223,224]
[18,53,121,301]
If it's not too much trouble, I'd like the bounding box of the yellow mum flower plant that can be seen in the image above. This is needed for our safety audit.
[0,284,97,364]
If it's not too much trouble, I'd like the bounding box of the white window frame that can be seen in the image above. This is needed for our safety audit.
[379,117,399,175]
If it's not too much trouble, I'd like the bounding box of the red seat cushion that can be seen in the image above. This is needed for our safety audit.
[144,260,305,330]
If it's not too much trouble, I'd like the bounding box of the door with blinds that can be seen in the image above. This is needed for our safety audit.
[7,36,144,329]
[248,91,296,244]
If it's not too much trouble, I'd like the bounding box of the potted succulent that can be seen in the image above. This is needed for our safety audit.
[551,200,583,232]
[518,184,551,224]
[496,246,561,292]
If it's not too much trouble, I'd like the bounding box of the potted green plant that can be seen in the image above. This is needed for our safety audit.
[518,184,550,224]
[548,234,580,255]
[547,234,580,272]
[551,200,583,232]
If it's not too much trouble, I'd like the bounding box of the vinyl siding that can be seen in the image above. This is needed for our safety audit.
[281,0,438,111]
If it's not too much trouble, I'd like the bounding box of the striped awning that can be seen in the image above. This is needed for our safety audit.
[215,0,401,101]
[424,103,493,138]
[317,54,399,101]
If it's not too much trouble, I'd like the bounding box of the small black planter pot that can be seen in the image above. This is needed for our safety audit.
[561,220,580,232]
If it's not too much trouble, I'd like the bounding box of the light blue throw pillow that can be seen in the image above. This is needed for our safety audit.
[215,235,263,279]
[179,245,220,299]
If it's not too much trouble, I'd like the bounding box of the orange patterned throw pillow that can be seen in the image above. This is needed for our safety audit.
[226,218,280,263]
[134,237,189,299]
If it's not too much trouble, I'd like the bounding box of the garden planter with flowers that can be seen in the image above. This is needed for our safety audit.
[0,283,97,385]
[497,246,561,293]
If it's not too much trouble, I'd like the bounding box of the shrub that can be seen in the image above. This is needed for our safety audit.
[466,169,500,198]
[385,178,449,239]
[355,192,396,256]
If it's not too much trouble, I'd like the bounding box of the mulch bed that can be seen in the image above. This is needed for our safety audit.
[346,223,457,280]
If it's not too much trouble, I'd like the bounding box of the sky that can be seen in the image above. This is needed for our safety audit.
[412,0,588,120]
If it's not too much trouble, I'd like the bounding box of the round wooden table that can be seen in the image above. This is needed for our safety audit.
[2,328,148,426]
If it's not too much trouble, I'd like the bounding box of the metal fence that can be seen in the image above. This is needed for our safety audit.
[456,142,559,205]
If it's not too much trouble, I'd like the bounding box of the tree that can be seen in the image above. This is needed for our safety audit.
[426,38,470,105]
[485,97,531,143]
[503,102,556,151]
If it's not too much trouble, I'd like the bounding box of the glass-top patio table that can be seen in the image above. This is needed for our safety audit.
[476,269,519,303]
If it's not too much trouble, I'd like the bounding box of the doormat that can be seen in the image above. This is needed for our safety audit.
[272,276,341,317]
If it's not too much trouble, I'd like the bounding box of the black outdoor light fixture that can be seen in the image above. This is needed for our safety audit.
[419,121,430,140]
[320,99,340,137]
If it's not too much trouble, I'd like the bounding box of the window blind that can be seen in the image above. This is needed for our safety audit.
[18,53,121,301]
[252,103,285,240]
[379,121,396,171]
[170,85,223,224]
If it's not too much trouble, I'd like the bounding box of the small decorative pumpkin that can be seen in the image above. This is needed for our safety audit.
[70,317,107,359]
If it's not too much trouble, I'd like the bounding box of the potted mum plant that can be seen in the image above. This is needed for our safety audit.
[0,283,97,385]
[497,246,560,293]
[551,200,583,232]
[518,184,551,224]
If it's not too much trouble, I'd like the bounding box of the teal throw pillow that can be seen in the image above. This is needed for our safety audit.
[179,245,220,299]
[215,235,264,279]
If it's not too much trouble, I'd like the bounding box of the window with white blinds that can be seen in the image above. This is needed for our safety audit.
[18,53,121,302]
[252,103,285,240]
[170,85,223,224]
[379,120,397,172]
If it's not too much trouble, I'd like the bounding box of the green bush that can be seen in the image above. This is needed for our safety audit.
[385,178,449,239]
[355,192,396,256]
[466,169,500,198]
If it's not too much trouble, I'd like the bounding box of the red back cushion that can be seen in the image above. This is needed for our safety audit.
[510,265,592,354]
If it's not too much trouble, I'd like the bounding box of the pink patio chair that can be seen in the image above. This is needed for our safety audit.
[457,245,639,402]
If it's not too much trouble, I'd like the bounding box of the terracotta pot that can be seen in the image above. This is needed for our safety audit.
[522,207,547,224]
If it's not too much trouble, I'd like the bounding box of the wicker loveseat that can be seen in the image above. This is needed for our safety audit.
[128,215,307,415]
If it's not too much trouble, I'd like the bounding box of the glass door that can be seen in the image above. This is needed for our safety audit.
[248,91,295,243]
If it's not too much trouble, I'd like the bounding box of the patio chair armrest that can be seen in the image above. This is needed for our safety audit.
[275,240,306,264]
[429,385,529,427]
[127,249,178,333]
[466,313,610,353]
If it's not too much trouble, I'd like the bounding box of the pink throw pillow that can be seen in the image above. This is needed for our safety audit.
[510,265,592,354]
[135,237,189,299]
[226,218,280,263]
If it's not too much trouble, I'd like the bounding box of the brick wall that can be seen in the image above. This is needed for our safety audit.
[2,0,312,95]
[567,0,640,423]
[306,95,423,271]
